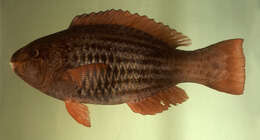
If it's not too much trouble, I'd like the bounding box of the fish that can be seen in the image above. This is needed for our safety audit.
[10,9,245,127]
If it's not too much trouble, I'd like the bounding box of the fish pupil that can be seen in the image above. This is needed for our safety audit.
[31,49,39,58]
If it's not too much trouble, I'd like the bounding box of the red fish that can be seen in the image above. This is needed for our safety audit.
[10,9,245,127]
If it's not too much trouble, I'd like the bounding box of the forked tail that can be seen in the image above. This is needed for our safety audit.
[172,39,245,95]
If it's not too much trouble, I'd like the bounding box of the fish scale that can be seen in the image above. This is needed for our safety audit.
[58,26,174,101]
[67,36,168,69]
[38,27,172,101]
[75,56,172,101]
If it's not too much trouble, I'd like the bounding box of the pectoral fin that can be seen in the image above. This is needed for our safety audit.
[65,100,91,127]
[63,63,107,88]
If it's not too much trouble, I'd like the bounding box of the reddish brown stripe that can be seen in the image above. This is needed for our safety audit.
[69,24,167,47]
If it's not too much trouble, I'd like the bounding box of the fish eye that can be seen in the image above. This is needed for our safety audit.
[32,49,39,58]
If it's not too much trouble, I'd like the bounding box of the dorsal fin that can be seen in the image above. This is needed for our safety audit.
[70,9,191,48]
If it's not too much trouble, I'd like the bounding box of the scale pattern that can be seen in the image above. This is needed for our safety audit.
[59,25,175,102]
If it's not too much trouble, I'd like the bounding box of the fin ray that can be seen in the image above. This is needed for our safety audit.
[70,9,191,47]
[127,86,188,115]
[173,39,245,95]
[208,39,245,94]
[65,100,91,127]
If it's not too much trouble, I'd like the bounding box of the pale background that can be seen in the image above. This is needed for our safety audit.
[1,0,259,140]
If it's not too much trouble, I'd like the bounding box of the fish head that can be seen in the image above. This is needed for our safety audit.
[10,42,48,88]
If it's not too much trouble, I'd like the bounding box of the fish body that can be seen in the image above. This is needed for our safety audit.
[10,10,245,127]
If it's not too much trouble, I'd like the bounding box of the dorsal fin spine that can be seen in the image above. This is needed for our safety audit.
[69,9,191,48]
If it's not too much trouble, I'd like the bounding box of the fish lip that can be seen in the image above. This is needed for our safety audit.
[9,61,23,73]
[9,62,19,73]
[10,50,20,71]
[9,62,15,71]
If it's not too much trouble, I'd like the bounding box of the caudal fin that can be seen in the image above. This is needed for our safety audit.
[206,39,245,95]
[173,39,245,95]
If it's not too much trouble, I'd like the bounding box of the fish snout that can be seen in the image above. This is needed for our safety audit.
[9,61,24,75]
[10,62,15,71]
[10,47,30,63]
[9,62,21,73]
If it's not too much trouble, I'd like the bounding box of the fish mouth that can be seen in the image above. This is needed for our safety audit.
[9,62,23,74]
[10,62,15,72]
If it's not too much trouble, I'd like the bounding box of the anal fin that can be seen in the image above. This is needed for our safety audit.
[65,100,91,127]
[127,86,188,115]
